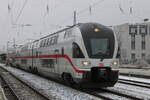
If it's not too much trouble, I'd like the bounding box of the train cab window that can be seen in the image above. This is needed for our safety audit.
[72,43,85,58]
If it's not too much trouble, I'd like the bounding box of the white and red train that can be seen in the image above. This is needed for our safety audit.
[8,23,119,88]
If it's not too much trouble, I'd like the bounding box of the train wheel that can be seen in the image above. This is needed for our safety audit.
[35,67,38,73]
[29,66,32,72]
[62,73,76,86]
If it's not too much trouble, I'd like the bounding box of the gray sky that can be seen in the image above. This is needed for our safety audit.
[0,0,150,51]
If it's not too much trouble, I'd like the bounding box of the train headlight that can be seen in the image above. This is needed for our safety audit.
[94,28,100,32]
[82,61,91,66]
[112,61,119,65]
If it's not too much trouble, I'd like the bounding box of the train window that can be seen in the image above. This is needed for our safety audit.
[46,38,49,46]
[21,59,27,64]
[64,29,72,39]
[40,40,44,47]
[51,37,55,45]
[42,40,45,47]
[47,38,50,46]
[35,51,38,56]
[43,39,47,47]
[46,38,50,45]
[64,32,67,38]
[41,59,54,68]
[54,36,58,44]
[116,47,120,58]
[72,43,85,58]
[36,41,39,48]
[46,39,48,46]
[44,35,59,46]
[62,47,64,55]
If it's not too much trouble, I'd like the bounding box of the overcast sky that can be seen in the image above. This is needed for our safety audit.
[0,0,150,52]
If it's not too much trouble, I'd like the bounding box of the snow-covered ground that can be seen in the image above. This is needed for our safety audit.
[119,75,150,84]
[109,83,150,100]
[0,64,101,100]
[1,63,150,100]
[119,64,150,78]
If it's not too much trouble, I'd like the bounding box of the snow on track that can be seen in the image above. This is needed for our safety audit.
[0,65,102,100]
[108,82,150,100]
[95,91,132,100]
[119,75,150,84]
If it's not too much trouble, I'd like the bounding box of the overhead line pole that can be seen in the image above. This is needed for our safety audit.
[6,41,10,57]
[73,11,77,25]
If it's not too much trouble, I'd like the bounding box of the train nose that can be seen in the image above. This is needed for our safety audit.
[91,67,110,82]
[81,67,119,88]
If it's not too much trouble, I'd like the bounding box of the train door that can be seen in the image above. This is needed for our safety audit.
[54,49,59,73]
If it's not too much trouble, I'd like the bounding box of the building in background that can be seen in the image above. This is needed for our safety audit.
[114,22,150,64]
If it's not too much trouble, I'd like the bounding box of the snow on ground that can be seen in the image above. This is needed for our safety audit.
[96,92,131,100]
[0,64,101,100]
[119,67,150,78]
[119,75,150,84]
[112,83,150,100]
[120,63,150,74]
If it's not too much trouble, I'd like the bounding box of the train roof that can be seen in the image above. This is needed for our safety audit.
[38,24,77,41]
[37,22,111,41]
[19,22,112,47]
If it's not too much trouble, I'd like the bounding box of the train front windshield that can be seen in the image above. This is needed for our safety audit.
[80,23,115,59]
[90,39,109,57]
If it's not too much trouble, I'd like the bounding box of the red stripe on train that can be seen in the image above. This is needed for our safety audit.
[10,54,86,73]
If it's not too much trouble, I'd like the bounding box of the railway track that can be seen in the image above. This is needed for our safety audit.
[57,75,150,100]
[83,76,150,100]
[0,64,150,100]
[118,78,150,89]
[0,71,49,100]
[119,75,150,89]
[82,89,135,100]
[0,64,102,100]
[98,87,146,100]
[0,74,18,100]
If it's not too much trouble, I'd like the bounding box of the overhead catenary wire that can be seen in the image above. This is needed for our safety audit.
[43,0,54,34]
[5,0,107,49]
[77,0,105,14]
[118,0,133,15]
[6,0,31,48]
[7,0,15,25]
[129,1,133,14]
[60,0,105,25]
[15,0,28,24]
[9,0,106,43]
[119,4,124,14]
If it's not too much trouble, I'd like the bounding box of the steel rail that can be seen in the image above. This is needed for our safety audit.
[0,73,20,100]
[99,88,143,100]
[118,79,150,89]
[0,67,49,100]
